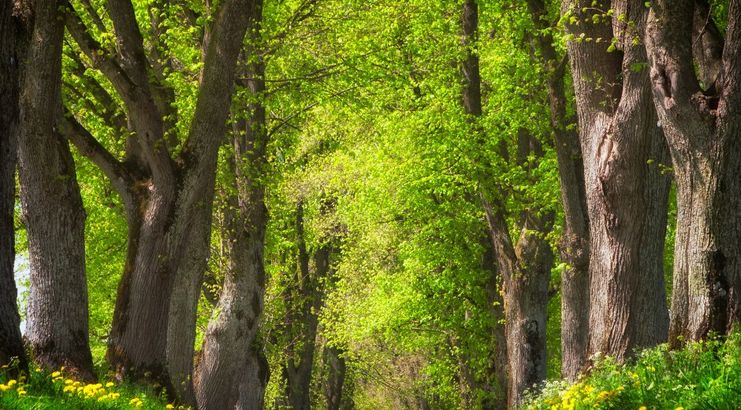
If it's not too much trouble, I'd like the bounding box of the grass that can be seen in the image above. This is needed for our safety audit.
[0,363,181,410]
[524,331,741,410]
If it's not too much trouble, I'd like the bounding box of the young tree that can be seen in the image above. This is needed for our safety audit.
[645,0,741,343]
[17,0,94,379]
[60,0,255,392]
[526,0,591,381]
[0,0,26,373]
[562,0,671,361]
[462,0,554,405]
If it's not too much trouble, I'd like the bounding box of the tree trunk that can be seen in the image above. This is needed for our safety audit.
[17,0,93,380]
[167,200,213,406]
[645,0,741,343]
[563,0,670,361]
[57,0,254,393]
[236,345,270,410]
[481,236,508,410]
[284,205,328,410]
[0,0,26,373]
[462,1,553,405]
[323,346,346,410]
[526,0,590,381]
[195,4,270,405]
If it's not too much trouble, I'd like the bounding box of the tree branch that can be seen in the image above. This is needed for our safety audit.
[57,109,133,202]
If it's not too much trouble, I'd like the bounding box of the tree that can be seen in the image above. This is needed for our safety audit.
[645,0,741,343]
[194,2,270,407]
[60,0,255,394]
[562,0,671,361]
[17,0,94,379]
[526,0,591,381]
[0,0,26,374]
[462,0,554,406]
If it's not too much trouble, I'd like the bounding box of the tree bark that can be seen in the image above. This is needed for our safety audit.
[61,0,254,393]
[194,3,270,405]
[526,0,590,381]
[645,0,741,343]
[563,0,670,362]
[17,0,94,380]
[0,0,26,373]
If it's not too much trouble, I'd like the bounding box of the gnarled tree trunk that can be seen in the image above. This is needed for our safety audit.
[17,0,93,380]
[0,0,26,373]
[563,0,670,362]
[645,0,741,343]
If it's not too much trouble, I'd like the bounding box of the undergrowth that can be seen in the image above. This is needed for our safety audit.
[524,331,741,410]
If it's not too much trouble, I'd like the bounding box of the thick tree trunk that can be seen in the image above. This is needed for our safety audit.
[17,0,93,380]
[194,186,268,409]
[236,345,270,410]
[645,0,741,343]
[195,5,269,405]
[323,346,346,410]
[0,0,26,373]
[564,0,670,361]
[167,200,213,406]
[70,0,256,393]
[526,0,590,381]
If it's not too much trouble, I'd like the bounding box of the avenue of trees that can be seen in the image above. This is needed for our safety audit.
[0,0,739,408]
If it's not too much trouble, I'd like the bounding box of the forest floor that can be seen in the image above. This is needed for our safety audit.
[1,332,739,409]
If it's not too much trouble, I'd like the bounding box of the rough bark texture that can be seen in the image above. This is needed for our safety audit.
[645,0,741,343]
[526,0,590,382]
[194,3,270,406]
[166,200,213,406]
[0,0,26,373]
[483,199,553,409]
[563,0,670,362]
[62,0,253,394]
[17,0,94,380]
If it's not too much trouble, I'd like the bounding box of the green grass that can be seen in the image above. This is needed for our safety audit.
[0,364,180,410]
[525,331,741,410]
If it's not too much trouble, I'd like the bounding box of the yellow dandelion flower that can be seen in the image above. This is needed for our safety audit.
[0,384,10,392]
[64,379,74,385]
[17,388,27,396]
[51,371,61,378]
[63,385,76,393]
[106,382,115,388]
[639,406,647,410]
[166,404,175,409]
[675,407,684,410]
[7,380,17,387]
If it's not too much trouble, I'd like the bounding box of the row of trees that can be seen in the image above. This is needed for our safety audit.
[1,0,739,408]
